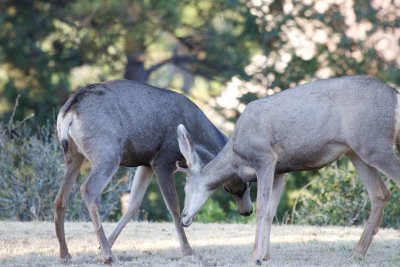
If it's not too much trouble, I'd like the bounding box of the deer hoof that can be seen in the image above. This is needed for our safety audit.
[104,255,113,264]
[60,251,71,260]
[255,259,262,265]
[182,247,195,256]
[352,250,364,260]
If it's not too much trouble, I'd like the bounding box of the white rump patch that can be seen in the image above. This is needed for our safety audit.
[57,111,73,143]
[68,114,89,159]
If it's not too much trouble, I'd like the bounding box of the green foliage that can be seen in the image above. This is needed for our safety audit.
[196,199,227,223]
[380,181,400,228]
[0,0,258,125]
[0,117,128,221]
[226,201,257,224]
[0,1,83,123]
[291,159,400,228]
[293,161,368,225]
[195,199,257,224]
[219,0,400,121]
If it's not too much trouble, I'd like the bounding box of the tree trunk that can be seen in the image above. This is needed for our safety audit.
[124,53,149,83]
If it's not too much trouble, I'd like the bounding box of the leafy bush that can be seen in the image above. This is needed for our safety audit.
[196,197,257,224]
[226,201,257,224]
[291,159,400,228]
[196,199,226,223]
[0,117,128,221]
[380,181,400,227]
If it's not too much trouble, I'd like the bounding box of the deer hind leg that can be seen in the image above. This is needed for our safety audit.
[153,162,194,255]
[54,140,84,260]
[107,166,153,247]
[347,151,390,259]
[80,154,120,264]
[354,143,400,187]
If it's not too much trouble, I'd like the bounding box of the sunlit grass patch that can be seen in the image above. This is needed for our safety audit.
[0,221,399,266]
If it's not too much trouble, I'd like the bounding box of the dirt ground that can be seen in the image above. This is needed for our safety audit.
[0,221,399,266]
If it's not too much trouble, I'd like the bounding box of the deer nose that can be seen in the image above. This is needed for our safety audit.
[241,206,253,217]
[241,211,252,217]
[180,212,187,226]
[181,212,187,219]
[180,212,193,227]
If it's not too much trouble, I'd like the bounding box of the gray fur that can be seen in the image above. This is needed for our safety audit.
[60,80,226,166]
[54,79,252,263]
[180,75,400,264]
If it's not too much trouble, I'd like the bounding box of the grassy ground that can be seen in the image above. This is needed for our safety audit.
[0,221,399,266]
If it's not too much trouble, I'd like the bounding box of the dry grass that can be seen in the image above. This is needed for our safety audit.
[0,221,399,266]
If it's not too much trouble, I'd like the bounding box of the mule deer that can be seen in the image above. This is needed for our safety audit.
[178,76,400,265]
[55,79,252,263]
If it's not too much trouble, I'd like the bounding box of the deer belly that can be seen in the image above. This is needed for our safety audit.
[275,142,350,173]
[120,144,155,167]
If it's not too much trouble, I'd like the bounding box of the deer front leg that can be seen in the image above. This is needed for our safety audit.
[252,156,277,265]
[107,166,153,247]
[153,163,194,256]
[261,174,287,261]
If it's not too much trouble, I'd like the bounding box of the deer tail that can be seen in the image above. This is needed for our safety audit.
[57,111,73,154]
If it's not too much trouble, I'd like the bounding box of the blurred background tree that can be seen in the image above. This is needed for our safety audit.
[0,0,399,227]
[0,0,258,124]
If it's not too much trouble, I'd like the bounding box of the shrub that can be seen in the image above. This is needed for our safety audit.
[196,193,257,224]
[291,159,400,228]
[0,118,128,221]
[196,199,226,223]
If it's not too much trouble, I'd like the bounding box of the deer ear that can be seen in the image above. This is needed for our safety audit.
[177,124,195,168]
[175,161,189,176]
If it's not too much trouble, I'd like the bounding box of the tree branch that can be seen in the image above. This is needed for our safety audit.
[146,55,197,75]
[78,2,103,29]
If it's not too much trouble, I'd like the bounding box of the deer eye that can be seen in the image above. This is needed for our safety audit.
[223,186,231,193]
